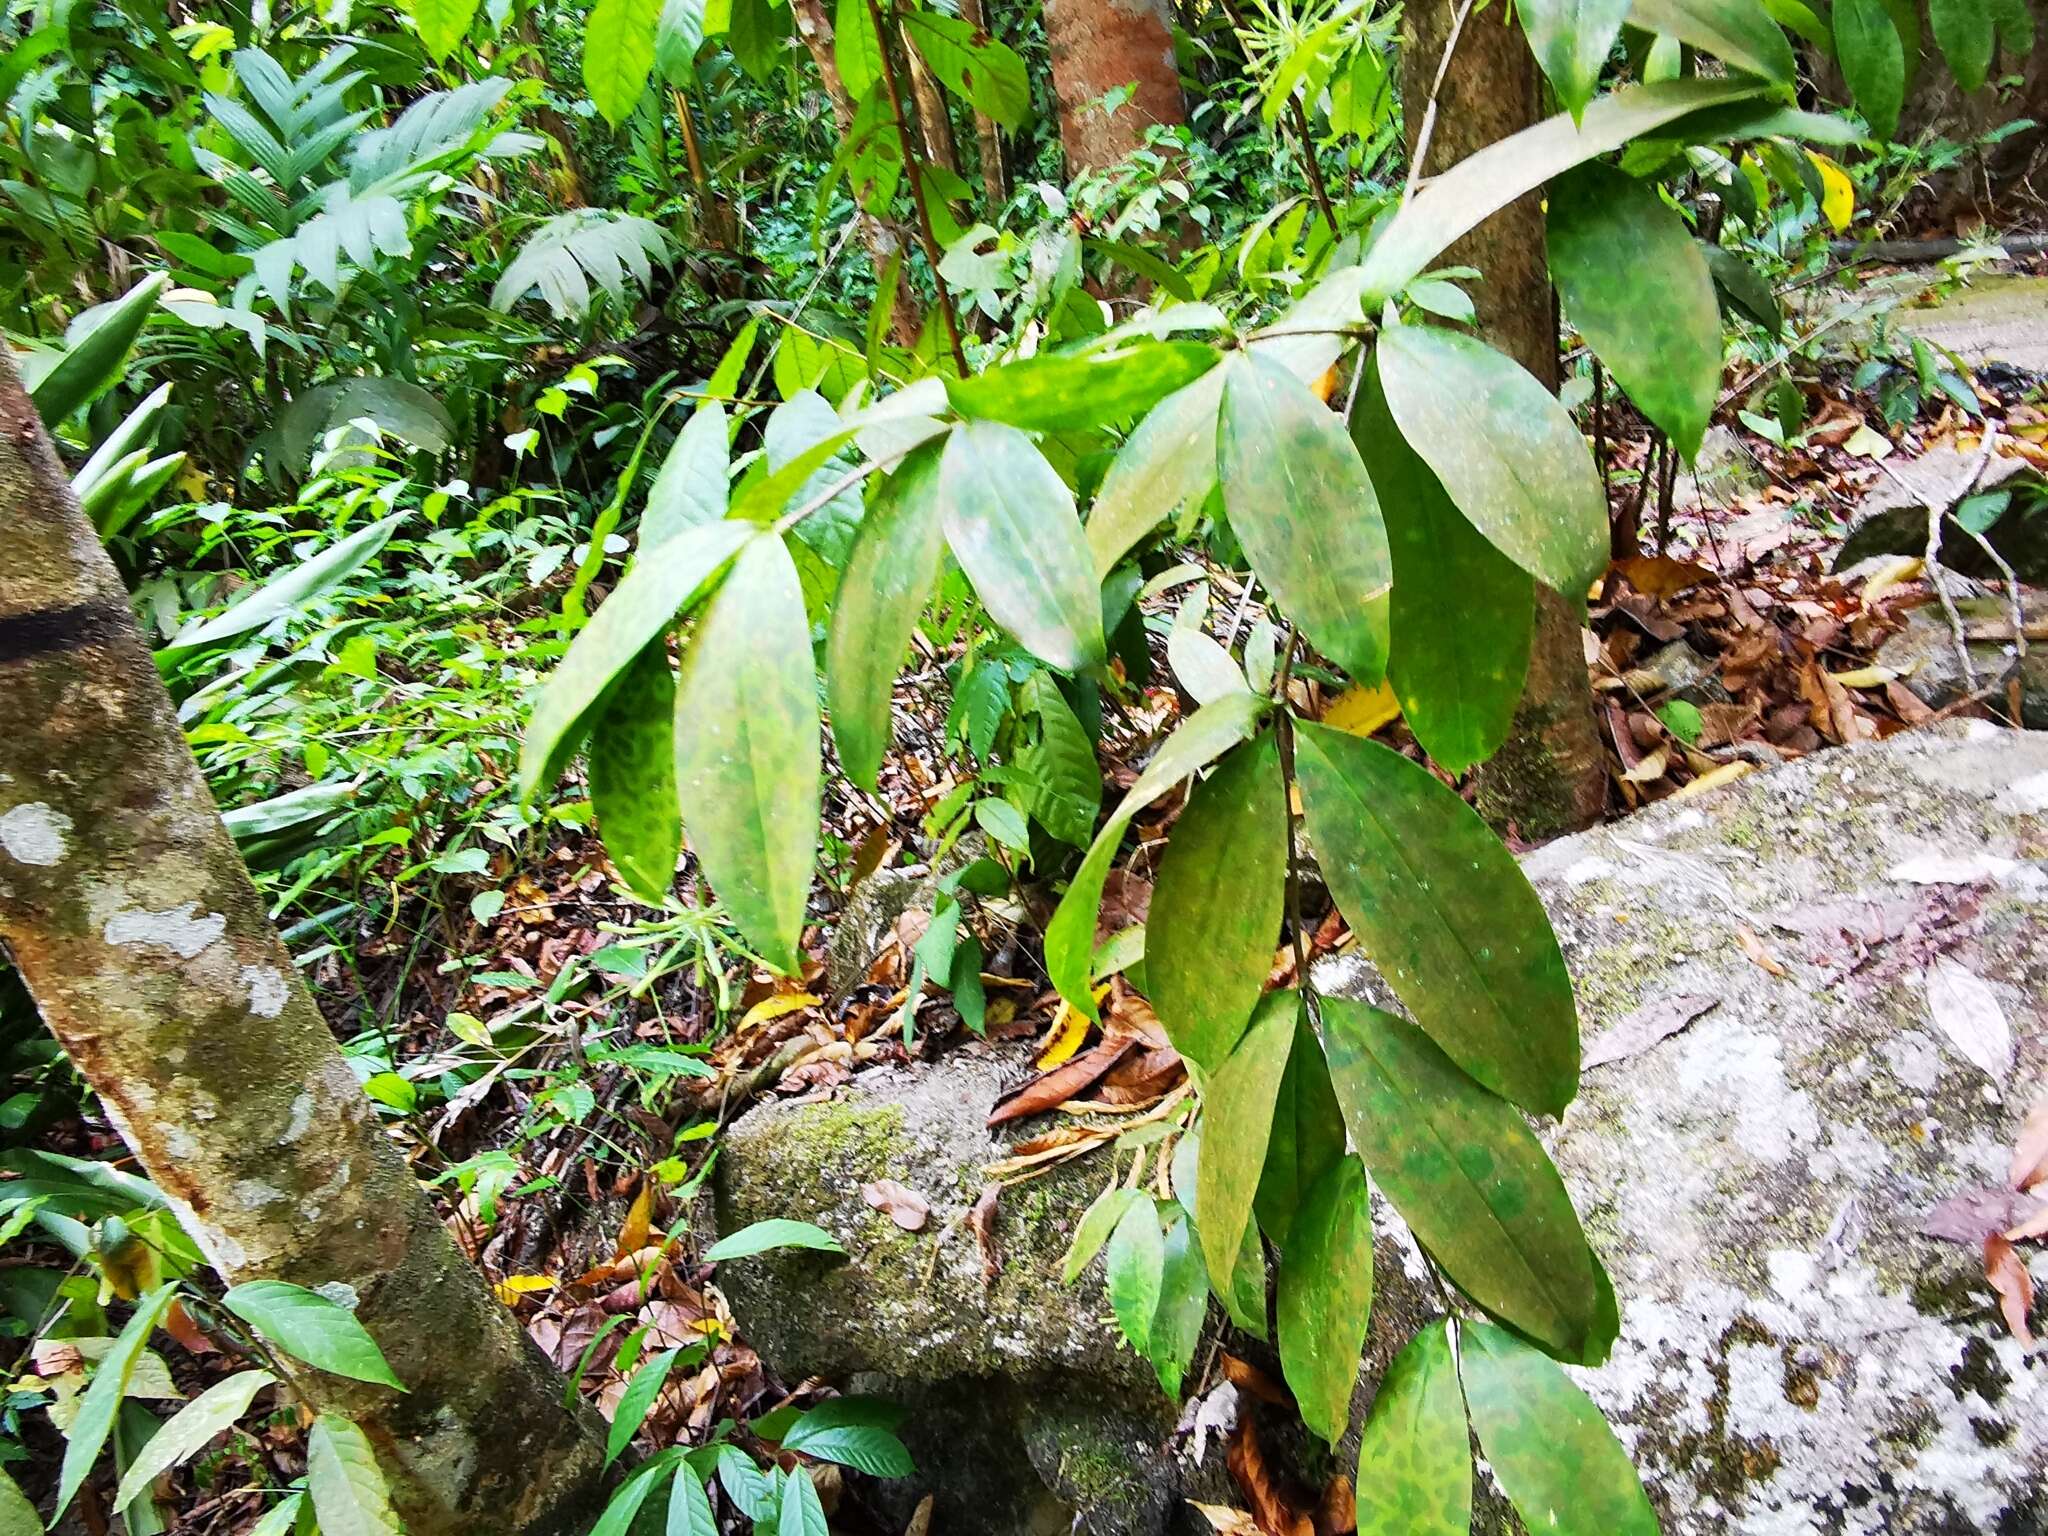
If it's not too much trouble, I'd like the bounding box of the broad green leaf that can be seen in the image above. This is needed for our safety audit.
[1255,1010,1347,1249]
[1220,1209,1269,1338]
[939,423,1105,672]
[306,1415,401,1536]
[668,1467,718,1536]
[408,0,482,59]
[1548,163,1721,461]
[1275,1157,1373,1445]
[1520,0,1634,115]
[1195,991,1297,1288]
[594,1457,677,1536]
[945,343,1217,433]
[778,1468,828,1536]
[1087,368,1226,578]
[1992,0,2033,58]
[1833,0,1905,139]
[0,1468,39,1535]
[783,1399,914,1476]
[716,1446,777,1522]
[1294,723,1576,1113]
[1930,0,1994,89]
[643,402,730,548]
[30,273,167,427]
[591,646,681,905]
[902,11,1030,126]
[828,440,946,790]
[1357,78,1765,307]
[114,1370,277,1509]
[763,390,865,568]
[657,0,708,81]
[1702,244,1783,337]
[1003,671,1102,848]
[1105,1197,1165,1354]
[833,0,883,97]
[1626,0,1797,79]
[607,1347,682,1466]
[1353,1322,1471,1536]
[1150,1212,1209,1399]
[1217,352,1391,682]
[1460,1324,1658,1535]
[1044,693,1268,1020]
[520,520,751,799]
[162,514,404,658]
[1064,1185,1145,1283]
[673,534,820,974]
[1352,362,1531,776]
[704,1218,846,1261]
[1374,325,1605,600]
[1320,1001,1606,1362]
[1149,736,1287,1073]
[221,1281,404,1391]
[585,0,663,126]
[56,1284,178,1519]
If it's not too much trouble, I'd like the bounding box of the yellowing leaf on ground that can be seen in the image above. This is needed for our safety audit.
[1320,680,1401,737]
[1809,151,1854,231]
[492,1275,556,1304]
[614,1182,656,1259]
[1037,986,1108,1069]
[737,991,821,1031]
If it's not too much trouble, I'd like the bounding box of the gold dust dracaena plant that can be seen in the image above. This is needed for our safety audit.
[513,11,1976,1510]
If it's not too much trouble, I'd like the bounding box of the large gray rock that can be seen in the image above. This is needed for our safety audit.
[1875,592,2048,729]
[714,724,2048,1535]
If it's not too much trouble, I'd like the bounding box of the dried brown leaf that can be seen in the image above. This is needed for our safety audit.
[1582,994,1719,1070]
[1735,923,1788,978]
[1226,1419,1313,1536]
[2012,1091,2048,1191]
[1984,1235,2036,1347]
[987,1037,1136,1125]
[860,1179,931,1232]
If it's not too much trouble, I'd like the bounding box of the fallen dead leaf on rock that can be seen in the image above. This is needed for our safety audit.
[861,1178,931,1231]
[1984,1234,2037,1347]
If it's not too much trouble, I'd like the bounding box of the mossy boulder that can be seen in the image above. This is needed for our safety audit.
[717,724,2048,1535]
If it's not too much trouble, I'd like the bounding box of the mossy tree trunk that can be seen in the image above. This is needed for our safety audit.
[1042,0,1187,174]
[1401,0,1606,838]
[0,352,605,1536]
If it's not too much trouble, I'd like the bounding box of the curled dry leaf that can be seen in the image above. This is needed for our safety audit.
[1923,1186,2043,1244]
[1225,1417,1314,1536]
[861,1179,931,1232]
[1735,923,1788,978]
[1312,1475,1355,1536]
[1220,1353,1291,1408]
[988,1036,1136,1125]
[1984,1235,2037,1348]
[1190,1504,1262,1536]
[2012,1090,2048,1191]
[968,1184,1002,1285]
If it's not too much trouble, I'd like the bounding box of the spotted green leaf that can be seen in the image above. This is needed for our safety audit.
[1461,1323,1658,1535]
[939,422,1105,672]
[1218,352,1391,683]
[1149,736,1287,1073]
[1374,325,1606,601]
[1293,723,1577,1114]
[945,342,1216,433]
[1548,163,1721,462]
[591,646,681,904]
[1255,1009,1347,1249]
[1352,359,1531,776]
[1321,1001,1609,1364]
[1354,1322,1470,1536]
[1195,990,1297,1291]
[1275,1156,1373,1445]
[828,440,947,790]
[674,533,820,974]
[1087,369,1226,578]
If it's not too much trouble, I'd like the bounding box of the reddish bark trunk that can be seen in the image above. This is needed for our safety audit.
[1042,0,1187,174]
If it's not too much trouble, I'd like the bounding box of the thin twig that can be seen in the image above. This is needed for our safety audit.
[1270,626,1315,1015]
[1404,0,1478,202]
[1885,426,2000,694]
[1288,95,1339,233]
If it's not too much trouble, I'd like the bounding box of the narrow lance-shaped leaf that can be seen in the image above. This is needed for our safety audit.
[56,1283,179,1519]
[1520,0,1634,117]
[1217,352,1391,682]
[944,343,1217,433]
[1625,0,1798,80]
[1374,324,1606,601]
[1087,368,1226,578]
[1150,1212,1210,1399]
[1547,163,1721,462]
[1833,0,1905,139]
[1195,991,1298,1288]
[114,1370,278,1509]
[667,1466,718,1536]
[827,439,947,790]
[1320,1001,1609,1364]
[591,646,681,905]
[607,1347,683,1466]
[1255,1009,1347,1248]
[1357,78,1765,306]
[1460,1324,1659,1535]
[1293,723,1577,1115]
[29,273,168,427]
[778,1464,828,1536]
[161,514,405,658]
[1352,360,1532,777]
[1353,1322,1471,1536]
[520,520,752,800]
[643,400,730,549]
[1105,1197,1165,1355]
[939,421,1105,672]
[1043,693,1268,1021]
[306,1414,402,1536]
[1148,735,1287,1073]
[1275,1156,1373,1445]
[674,533,820,974]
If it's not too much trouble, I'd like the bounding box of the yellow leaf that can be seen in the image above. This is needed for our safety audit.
[738,991,820,1031]
[177,464,209,501]
[1827,665,1898,689]
[1859,555,1922,608]
[1670,760,1754,802]
[1036,984,1110,1069]
[492,1275,555,1304]
[1808,152,1853,232]
[614,1182,655,1260]
[1320,680,1401,737]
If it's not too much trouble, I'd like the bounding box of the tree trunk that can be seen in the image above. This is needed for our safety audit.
[789,0,924,345]
[956,0,1009,206]
[901,28,961,174]
[0,352,606,1536]
[1401,0,1606,839]
[1041,0,1187,174]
